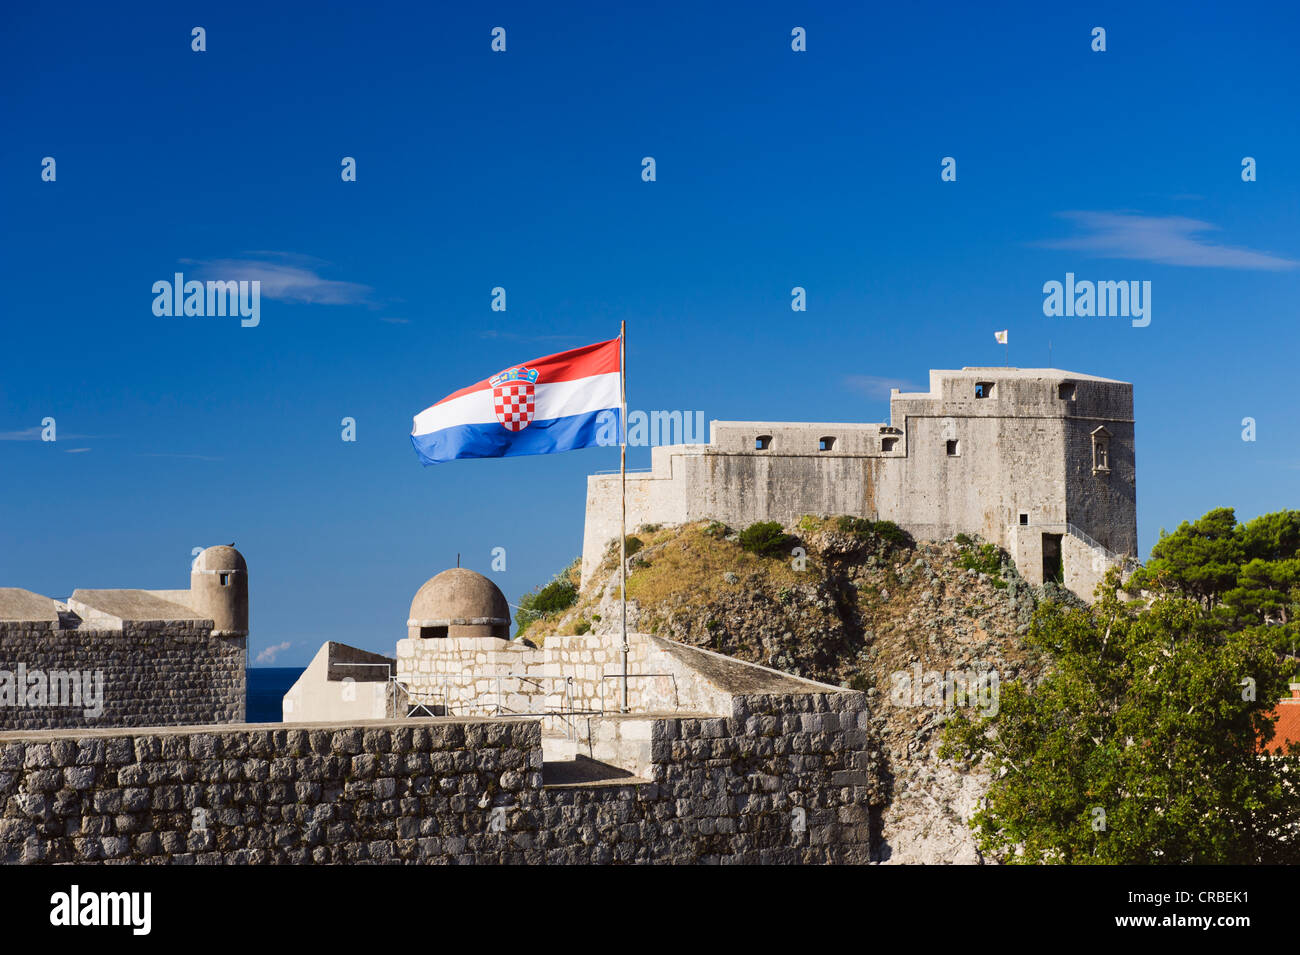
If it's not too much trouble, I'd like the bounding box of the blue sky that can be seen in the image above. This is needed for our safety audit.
[2,1,1297,667]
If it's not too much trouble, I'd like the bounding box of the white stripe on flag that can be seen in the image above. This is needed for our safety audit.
[412,371,621,435]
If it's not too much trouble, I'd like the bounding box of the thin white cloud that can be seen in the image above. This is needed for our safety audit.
[254,641,292,665]
[843,375,923,398]
[64,448,90,453]
[181,252,373,305]
[1040,211,1297,271]
[140,453,223,462]
[0,427,99,441]
[380,316,411,324]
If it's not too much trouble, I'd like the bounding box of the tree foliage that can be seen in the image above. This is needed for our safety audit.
[943,507,1300,864]
[1131,507,1300,625]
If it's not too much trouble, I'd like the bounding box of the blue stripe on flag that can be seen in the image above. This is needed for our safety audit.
[411,407,621,465]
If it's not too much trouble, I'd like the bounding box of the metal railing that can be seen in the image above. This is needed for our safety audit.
[488,673,603,740]
[1017,521,1137,567]
[387,669,680,735]
[598,672,679,714]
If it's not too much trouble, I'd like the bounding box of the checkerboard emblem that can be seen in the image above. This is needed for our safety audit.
[490,364,540,432]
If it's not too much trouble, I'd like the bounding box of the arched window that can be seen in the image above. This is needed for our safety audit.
[1091,427,1111,474]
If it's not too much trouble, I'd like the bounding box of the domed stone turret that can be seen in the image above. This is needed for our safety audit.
[190,545,249,636]
[407,568,509,640]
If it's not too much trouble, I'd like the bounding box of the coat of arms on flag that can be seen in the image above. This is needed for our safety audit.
[994,329,1008,345]
[490,365,540,432]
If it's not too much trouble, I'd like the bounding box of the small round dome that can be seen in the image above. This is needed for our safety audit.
[407,568,509,639]
[195,545,247,573]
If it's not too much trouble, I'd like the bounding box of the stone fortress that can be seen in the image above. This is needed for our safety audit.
[0,363,1139,863]
[0,546,248,730]
[583,367,1138,601]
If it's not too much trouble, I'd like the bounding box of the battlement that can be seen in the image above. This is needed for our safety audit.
[582,366,1137,601]
[891,368,1133,422]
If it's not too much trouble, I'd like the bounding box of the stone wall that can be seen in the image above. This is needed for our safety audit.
[391,632,788,737]
[0,692,875,864]
[0,621,246,730]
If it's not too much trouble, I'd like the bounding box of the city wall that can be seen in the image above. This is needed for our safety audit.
[0,620,246,731]
[0,688,875,864]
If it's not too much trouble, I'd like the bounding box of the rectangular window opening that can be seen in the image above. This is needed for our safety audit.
[818,436,835,452]
[881,437,898,452]
[946,439,960,456]
[974,381,995,399]
[755,435,772,450]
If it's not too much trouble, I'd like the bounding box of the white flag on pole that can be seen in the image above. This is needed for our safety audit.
[994,329,1008,344]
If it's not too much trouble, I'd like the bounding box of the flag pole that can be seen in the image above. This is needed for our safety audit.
[619,321,629,712]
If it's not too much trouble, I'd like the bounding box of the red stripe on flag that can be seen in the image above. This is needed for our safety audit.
[431,337,620,406]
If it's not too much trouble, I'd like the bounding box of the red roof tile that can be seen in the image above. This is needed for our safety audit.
[1261,694,1300,755]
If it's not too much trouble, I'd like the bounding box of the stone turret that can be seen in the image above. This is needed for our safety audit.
[190,545,249,637]
[407,568,510,640]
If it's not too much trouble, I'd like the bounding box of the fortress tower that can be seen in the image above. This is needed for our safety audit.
[0,542,249,729]
[581,367,1137,601]
[189,545,250,637]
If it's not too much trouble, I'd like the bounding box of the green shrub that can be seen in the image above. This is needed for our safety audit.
[958,542,1004,577]
[514,575,579,632]
[624,535,644,558]
[871,519,910,548]
[954,532,975,547]
[573,619,592,635]
[702,521,729,538]
[836,516,875,537]
[835,515,911,549]
[738,521,793,558]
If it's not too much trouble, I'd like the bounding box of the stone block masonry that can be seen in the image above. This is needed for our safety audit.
[0,621,246,731]
[0,690,875,864]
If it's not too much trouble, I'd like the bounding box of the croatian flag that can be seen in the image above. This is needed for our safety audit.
[411,337,621,465]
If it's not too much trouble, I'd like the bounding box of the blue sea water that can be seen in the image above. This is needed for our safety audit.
[246,667,303,723]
